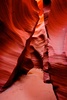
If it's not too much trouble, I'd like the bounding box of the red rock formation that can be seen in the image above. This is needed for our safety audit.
[0,0,48,92]
[46,0,67,99]
[0,0,39,91]
[0,0,67,100]
[48,53,67,100]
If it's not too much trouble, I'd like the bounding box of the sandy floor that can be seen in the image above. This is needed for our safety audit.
[0,68,56,100]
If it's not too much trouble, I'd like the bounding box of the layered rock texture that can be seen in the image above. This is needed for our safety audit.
[0,0,67,100]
